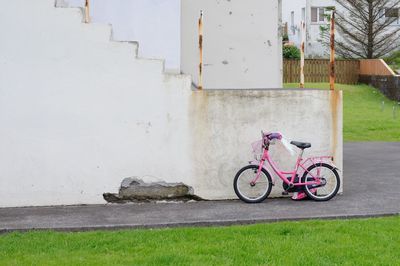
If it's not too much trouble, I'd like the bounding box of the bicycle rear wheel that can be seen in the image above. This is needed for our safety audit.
[233,165,272,203]
[302,163,340,201]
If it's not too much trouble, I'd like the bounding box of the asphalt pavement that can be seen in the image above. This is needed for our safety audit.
[1,142,399,233]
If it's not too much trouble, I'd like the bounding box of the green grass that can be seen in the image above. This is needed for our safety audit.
[284,83,400,142]
[0,216,399,265]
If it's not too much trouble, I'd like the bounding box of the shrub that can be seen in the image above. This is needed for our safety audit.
[283,45,301,59]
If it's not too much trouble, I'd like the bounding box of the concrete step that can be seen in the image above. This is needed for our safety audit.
[54,0,189,82]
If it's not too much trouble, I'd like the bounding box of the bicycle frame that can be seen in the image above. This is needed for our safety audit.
[251,146,335,188]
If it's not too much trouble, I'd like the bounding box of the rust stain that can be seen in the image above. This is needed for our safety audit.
[198,11,204,90]
[300,21,305,88]
[329,90,340,162]
[329,11,335,91]
[84,0,90,23]
[189,90,210,188]
[329,10,339,161]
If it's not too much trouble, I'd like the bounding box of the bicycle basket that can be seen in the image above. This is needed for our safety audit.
[251,140,263,161]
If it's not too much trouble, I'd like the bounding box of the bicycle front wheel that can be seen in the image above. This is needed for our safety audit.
[302,163,340,201]
[233,165,272,203]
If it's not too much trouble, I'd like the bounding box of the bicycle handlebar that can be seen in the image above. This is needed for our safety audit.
[261,131,282,147]
[267,132,282,140]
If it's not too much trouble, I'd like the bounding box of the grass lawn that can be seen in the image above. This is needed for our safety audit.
[0,216,399,265]
[284,83,400,142]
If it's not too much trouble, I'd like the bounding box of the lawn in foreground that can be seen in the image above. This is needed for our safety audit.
[0,216,399,265]
[284,83,400,142]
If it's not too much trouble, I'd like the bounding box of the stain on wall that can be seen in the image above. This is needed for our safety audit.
[181,0,283,89]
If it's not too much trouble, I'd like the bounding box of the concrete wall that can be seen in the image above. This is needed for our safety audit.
[188,90,343,199]
[181,0,283,89]
[0,0,342,207]
[0,0,190,207]
[60,0,181,72]
[62,0,283,86]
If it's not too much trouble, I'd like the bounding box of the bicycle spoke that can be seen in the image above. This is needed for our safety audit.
[306,165,339,200]
[236,167,270,201]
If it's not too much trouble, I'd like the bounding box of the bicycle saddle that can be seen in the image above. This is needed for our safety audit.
[290,141,311,149]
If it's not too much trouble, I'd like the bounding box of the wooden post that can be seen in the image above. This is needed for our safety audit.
[300,21,305,88]
[85,0,90,24]
[198,10,203,90]
[330,10,335,90]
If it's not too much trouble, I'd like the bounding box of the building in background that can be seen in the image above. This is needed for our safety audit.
[282,0,334,58]
[283,0,400,58]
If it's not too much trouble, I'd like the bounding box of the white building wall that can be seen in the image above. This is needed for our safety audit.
[181,0,283,89]
[64,0,284,83]
[61,0,181,72]
[0,0,342,207]
[0,0,190,207]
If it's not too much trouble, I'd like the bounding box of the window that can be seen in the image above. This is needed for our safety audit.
[311,7,325,23]
[385,8,399,24]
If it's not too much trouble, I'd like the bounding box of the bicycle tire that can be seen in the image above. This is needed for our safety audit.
[233,165,273,203]
[301,163,340,202]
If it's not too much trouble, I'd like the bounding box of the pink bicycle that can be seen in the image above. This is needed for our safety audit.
[234,131,341,203]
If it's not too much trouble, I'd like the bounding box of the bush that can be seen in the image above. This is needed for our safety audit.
[283,45,301,59]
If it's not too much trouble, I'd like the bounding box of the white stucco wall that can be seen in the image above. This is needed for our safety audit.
[0,0,342,207]
[61,0,181,72]
[181,0,283,89]
[0,0,190,207]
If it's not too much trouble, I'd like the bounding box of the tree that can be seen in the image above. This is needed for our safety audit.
[320,0,400,58]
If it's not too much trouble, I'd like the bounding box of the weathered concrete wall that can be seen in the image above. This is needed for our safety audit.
[0,0,342,207]
[181,0,283,89]
[188,90,343,199]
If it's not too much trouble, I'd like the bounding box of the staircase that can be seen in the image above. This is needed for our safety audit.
[53,0,190,88]
[0,0,192,207]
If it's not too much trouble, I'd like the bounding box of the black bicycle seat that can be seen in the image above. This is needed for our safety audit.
[290,141,311,149]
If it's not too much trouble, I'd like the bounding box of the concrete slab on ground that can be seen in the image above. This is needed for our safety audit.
[0,142,399,232]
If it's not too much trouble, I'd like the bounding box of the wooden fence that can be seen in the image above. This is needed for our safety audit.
[283,59,360,84]
[359,59,396,76]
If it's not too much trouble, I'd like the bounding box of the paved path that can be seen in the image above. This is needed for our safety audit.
[1,142,399,233]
